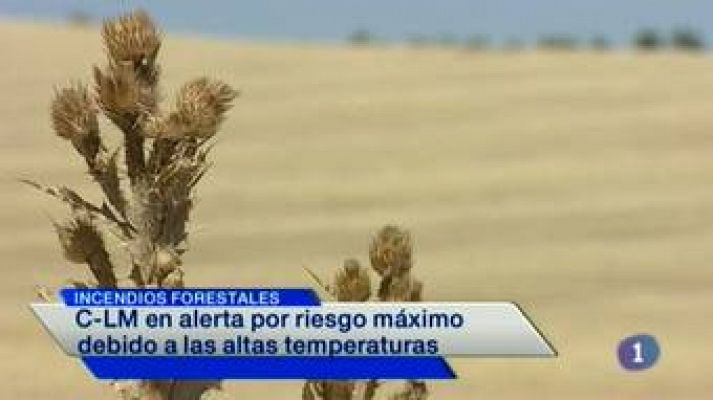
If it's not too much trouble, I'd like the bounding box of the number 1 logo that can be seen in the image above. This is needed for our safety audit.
[618,334,660,371]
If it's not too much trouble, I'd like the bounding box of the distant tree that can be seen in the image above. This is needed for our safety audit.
[634,28,663,50]
[465,35,490,51]
[590,35,610,51]
[503,37,525,51]
[67,10,93,27]
[671,28,705,51]
[435,33,458,47]
[348,28,375,46]
[538,34,578,50]
[407,34,430,48]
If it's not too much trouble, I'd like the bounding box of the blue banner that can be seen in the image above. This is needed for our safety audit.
[82,356,456,379]
[60,288,321,307]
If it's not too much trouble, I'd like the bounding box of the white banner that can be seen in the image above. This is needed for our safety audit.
[32,302,556,358]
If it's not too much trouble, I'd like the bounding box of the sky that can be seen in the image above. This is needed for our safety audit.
[0,0,711,45]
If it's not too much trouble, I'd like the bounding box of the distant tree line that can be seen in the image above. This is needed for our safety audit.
[346,27,707,52]
[634,27,705,51]
[66,10,94,27]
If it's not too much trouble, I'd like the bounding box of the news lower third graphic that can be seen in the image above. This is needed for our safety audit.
[32,288,556,380]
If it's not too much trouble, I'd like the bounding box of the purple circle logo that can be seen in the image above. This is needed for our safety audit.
[617,334,660,371]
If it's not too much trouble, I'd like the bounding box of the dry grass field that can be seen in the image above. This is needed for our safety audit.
[1,20,712,399]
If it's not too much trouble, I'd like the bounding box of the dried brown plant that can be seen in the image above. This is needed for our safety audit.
[29,9,236,400]
[302,225,428,400]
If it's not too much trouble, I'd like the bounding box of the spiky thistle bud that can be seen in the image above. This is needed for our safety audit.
[333,258,371,301]
[303,381,355,400]
[144,77,237,139]
[94,62,157,129]
[388,381,429,400]
[378,273,423,302]
[369,225,412,277]
[102,10,161,84]
[53,211,117,288]
[51,83,100,159]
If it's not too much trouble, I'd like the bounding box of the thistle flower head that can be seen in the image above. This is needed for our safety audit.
[333,258,371,301]
[343,258,361,276]
[53,211,102,264]
[378,273,423,302]
[102,10,160,83]
[369,225,413,277]
[94,62,157,128]
[390,381,429,400]
[51,83,100,158]
[145,78,237,139]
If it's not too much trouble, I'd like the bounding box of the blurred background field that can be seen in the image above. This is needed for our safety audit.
[1,13,713,399]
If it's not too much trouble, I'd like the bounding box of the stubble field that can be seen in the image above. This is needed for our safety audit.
[1,20,712,399]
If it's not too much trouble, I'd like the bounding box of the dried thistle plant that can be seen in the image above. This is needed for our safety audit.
[302,225,428,400]
[29,10,236,400]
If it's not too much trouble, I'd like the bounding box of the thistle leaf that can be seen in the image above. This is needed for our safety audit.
[20,179,134,237]
[90,148,127,217]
